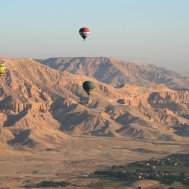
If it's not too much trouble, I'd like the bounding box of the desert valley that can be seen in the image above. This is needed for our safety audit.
[0,57,189,188]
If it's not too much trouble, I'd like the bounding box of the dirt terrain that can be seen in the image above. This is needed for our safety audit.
[0,58,189,188]
[0,136,188,188]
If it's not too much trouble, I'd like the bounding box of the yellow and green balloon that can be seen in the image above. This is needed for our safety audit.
[0,61,6,76]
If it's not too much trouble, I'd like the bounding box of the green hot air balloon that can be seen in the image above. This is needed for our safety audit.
[0,60,7,76]
[82,81,95,95]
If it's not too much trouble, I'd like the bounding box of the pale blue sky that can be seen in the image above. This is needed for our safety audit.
[0,0,188,73]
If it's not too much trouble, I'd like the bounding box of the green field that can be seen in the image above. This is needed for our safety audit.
[88,153,189,188]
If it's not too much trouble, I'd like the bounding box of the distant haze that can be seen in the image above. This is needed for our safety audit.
[0,0,188,74]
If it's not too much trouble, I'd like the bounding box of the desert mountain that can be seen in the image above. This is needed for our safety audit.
[0,58,189,149]
[36,57,189,89]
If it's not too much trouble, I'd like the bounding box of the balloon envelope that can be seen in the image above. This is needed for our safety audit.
[0,61,6,76]
[79,27,90,40]
[82,81,95,94]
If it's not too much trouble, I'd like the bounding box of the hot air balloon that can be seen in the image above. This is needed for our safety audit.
[0,60,7,76]
[82,81,95,95]
[79,27,90,40]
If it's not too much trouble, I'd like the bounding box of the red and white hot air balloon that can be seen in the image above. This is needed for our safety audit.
[79,27,90,41]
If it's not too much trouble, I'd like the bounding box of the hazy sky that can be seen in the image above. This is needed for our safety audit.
[0,0,188,73]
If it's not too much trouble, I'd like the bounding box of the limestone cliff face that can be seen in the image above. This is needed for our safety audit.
[12,102,50,113]
[148,91,189,109]
[0,98,51,114]
[112,84,189,128]
[0,83,52,114]
[159,91,189,101]
[115,85,189,108]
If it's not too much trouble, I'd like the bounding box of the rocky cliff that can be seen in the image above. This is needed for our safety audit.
[0,58,189,149]
[36,57,189,89]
